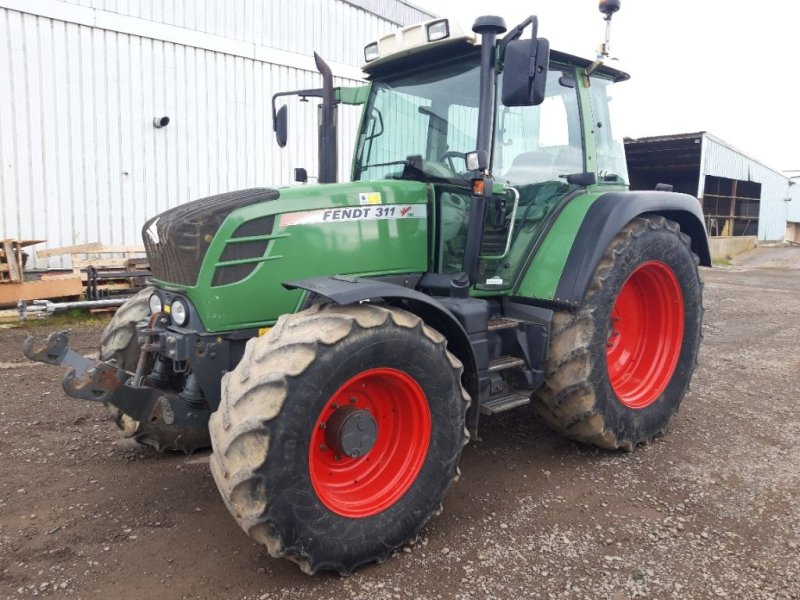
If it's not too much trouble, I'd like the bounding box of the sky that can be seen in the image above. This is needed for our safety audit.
[408,0,799,172]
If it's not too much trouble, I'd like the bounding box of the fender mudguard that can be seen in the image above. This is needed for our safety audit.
[518,191,710,308]
[555,191,710,307]
[283,276,479,404]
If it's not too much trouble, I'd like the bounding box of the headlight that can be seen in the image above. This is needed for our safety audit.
[364,42,379,62]
[149,293,163,314]
[426,20,449,42]
[171,299,189,326]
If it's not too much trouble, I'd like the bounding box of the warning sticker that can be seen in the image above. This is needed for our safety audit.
[358,192,382,205]
[280,204,427,227]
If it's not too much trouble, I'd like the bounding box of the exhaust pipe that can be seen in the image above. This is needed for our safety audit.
[314,52,338,184]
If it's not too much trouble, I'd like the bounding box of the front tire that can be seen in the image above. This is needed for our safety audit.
[209,303,470,574]
[99,286,153,437]
[534,216,703,450]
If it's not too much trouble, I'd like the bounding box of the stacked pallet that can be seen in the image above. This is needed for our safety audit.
[0,241,150,308]
[38,243,150,300]
[0,239,42,283]
[0,239,84,307]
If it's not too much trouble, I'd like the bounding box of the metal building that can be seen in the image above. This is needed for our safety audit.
[625,132,793,243]
[785,174,800,244]
[0,0,433,268]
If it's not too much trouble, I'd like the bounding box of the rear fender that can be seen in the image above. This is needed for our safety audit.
[520,191,710,308]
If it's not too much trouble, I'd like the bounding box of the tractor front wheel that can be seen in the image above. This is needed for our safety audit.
[99,286,153,437]
[534,216,703,450]
[208,303,469,574]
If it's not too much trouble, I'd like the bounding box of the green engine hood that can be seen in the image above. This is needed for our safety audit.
[155,180,432,332]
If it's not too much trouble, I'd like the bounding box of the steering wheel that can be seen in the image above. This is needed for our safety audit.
[438,151,467,172]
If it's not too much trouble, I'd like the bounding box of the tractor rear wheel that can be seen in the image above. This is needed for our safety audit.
[534,216,703,450]
[208,303,469,574]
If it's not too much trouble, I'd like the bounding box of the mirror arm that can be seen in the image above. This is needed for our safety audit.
[270,88,325,132]
[499,15,537,51]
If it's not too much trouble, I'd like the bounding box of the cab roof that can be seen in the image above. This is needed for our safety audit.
[362,37,629,83]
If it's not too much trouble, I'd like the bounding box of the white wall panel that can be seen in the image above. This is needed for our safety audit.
[0,0,423,267]
[52,0,433,62]
[788,179,800,225]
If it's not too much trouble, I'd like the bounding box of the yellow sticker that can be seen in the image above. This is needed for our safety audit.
[358,192,382,205]
[163,304,171,313]
[258,327,271,336]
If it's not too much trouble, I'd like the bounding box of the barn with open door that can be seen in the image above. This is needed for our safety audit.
[625,132,793,243]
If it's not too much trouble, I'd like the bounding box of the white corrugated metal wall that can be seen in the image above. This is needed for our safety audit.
[0,0,434,268]
[698,133,792,242]
[787,178,800,225]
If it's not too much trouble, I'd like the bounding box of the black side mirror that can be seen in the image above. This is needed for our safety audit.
[294,168,308,183]
[275,105,288,148]
[501,38,550,107]
[565,172,597,186]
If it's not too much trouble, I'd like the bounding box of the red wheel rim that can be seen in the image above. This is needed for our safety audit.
[606,260,684,409]
[309,368,431,518]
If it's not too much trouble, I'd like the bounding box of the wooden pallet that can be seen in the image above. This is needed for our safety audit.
[0,239,45,283]
[37,242,148,273]
[0,274,83,307]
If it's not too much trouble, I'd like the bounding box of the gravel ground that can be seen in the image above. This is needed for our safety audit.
[0,246,798,599]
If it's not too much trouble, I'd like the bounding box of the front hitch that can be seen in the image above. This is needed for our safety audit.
[23,331,96,377]
[23,332,211,453]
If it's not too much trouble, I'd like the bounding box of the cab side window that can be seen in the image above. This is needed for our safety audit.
[589,77,629,184]
[495,70,584,187]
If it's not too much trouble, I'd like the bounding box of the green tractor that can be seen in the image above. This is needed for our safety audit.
[25,4,708,574]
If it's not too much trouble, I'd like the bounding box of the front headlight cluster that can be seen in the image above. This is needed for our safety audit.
[149,292,190,326]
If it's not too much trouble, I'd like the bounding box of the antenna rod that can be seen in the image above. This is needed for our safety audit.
[597,0,621,60]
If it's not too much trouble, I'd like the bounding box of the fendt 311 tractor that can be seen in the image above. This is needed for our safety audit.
[25,2,708,574]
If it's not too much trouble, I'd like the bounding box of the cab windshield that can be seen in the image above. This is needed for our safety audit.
[353,55,481,182]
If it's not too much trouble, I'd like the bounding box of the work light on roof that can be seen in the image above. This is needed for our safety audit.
[426,19,450,42]
[364,42,380,62]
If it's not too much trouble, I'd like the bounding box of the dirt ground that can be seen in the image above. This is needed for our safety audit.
[1,247,799,600]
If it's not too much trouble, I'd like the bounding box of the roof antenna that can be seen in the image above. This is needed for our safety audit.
[586,0,621,76]
[598,0,621,59]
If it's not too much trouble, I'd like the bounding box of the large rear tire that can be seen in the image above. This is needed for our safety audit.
[209,303,470,574]
[534,216,703,450]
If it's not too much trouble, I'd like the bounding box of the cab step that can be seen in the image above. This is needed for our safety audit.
[480,392,532,415]
[488,355,526,372]
[487,317,523,331]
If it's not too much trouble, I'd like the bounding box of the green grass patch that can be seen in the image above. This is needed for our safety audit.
[12,308,112,330]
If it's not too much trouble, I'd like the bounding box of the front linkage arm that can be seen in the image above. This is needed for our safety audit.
[23,330,210,453]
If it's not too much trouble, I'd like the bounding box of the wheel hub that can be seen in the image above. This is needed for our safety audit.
[325,406,378,458]
[308,368,432,518]
[605,260,684,409]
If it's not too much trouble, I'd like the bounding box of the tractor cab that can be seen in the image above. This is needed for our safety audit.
[275,14,631,292]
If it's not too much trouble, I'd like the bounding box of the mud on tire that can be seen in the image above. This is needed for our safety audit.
[209,303,470,574]
[534,216,703,450]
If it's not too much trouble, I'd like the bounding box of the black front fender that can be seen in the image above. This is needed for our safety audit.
[283,276,479,406]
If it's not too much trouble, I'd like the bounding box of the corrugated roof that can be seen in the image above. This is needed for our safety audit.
[625,131,789,181]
